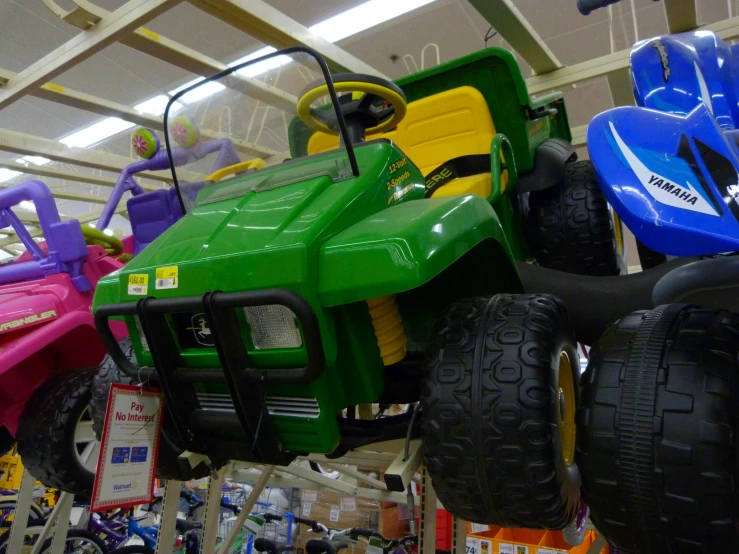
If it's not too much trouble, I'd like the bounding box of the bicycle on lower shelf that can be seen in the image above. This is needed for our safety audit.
[0,524,108,553]
[293,517,438,554]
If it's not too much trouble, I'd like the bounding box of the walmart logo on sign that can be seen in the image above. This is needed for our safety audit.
[113,483,133,492]
[608,121,718,216]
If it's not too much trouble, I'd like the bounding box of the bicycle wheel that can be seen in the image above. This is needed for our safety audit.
[0,497,44,527]
[37,529,108,553]
[0,500,46,532]
[111,546,154,554]
[0,524,45,553]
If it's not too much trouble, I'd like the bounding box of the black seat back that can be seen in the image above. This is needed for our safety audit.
[306,539,349,554]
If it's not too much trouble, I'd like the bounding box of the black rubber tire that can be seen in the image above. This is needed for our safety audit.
[421,294,581,527]
[636,239,667,270]
[16,368,97,497]
[111,546,155,554]
[577,305,739,553]
[0,427,13,457]
[90,338,222,480]
[38,529,108,553]
[527,160,622,276]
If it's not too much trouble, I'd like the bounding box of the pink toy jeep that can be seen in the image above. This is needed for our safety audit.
[0,127,240,496]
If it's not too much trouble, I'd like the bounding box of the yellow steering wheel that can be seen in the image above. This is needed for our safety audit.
[205,158,266,184]
[297,74,407,143]
[82,226,125,258]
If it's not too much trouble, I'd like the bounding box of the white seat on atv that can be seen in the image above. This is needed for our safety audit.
[307,86,507,198]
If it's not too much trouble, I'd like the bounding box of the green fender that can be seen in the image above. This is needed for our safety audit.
[319,194,521,306]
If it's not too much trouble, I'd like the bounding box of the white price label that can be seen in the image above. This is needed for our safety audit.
[499,544,514,554]
[302,502,312,517]
[340,496,356,511]
[471,523,489,533]
[302,489,318,502]
[465,538,479,554]
[127,274,148,295]
[329,505,340,522]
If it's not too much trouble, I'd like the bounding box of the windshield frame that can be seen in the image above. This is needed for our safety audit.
[163,45,360,215]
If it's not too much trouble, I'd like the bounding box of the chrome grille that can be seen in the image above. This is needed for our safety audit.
[196,392,320,419]
[265,396,320,419]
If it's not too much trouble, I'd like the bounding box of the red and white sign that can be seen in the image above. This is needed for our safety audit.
[91,383,164,512]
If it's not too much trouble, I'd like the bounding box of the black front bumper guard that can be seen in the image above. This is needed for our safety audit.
[94,289,325,466]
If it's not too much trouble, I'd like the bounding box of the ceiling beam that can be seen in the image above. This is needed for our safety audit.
[0,65,161,128]
[606,67,635,106]
[0,159,159,191]
[526,16,739,95]
[0,0,185,110]
[188,0,387,77]
[663,0,697,34]
[0,66,280,159]
[571,125,586,148]
[0,129,172,182]
[466,0,561,74]
[41,1,297,113]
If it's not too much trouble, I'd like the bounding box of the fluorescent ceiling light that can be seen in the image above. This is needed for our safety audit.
[16,156,51,166]
[229,46,276,67]
[0,168,22,184]
[19,200,36,212]
[310,0,437,43]
[60,117,135,148]
[178,81,226,104]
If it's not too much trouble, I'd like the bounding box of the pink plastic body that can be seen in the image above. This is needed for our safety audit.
[0,243,131,435]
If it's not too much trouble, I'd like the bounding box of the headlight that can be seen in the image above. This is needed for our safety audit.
[244,305,302,349]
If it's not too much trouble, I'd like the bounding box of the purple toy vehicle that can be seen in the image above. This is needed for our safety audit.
[0,120,240,496]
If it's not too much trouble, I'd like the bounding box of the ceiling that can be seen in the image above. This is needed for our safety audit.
[0,0,735,254]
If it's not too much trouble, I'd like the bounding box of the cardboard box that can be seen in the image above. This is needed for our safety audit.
[295,489,381,554]
[380,506,410,539]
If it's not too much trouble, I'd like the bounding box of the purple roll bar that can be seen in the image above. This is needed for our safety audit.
[95,138,240,231]
[0,137,239,292]
[0,180,91,291]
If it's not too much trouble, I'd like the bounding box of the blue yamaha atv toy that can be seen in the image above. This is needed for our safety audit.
[519,14,739,553]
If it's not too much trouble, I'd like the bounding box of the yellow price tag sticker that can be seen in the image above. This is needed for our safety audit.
[139,27,161,41]
[127,274,149,296]
[155,266,178,289]
[43,83,66,93]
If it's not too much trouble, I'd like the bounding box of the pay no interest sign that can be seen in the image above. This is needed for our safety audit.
[91,383,164,511]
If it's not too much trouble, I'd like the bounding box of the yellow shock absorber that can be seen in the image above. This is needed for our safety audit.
[366,295,407,366]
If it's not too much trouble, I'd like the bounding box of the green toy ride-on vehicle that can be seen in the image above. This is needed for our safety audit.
[93,47,582,527]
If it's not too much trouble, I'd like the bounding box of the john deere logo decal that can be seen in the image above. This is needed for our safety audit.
[609,121,718,216]
[187,314,214,346]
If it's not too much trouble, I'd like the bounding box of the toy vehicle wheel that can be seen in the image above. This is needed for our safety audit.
[37,529,108,553]
[111,546,155,554]
[90,337,224,480]
[635,239,667,270]
[421,294,581,527]
[16,368,99,497]
[527,160,623,276]
[0,426,13,457]
[577,305,739,553]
